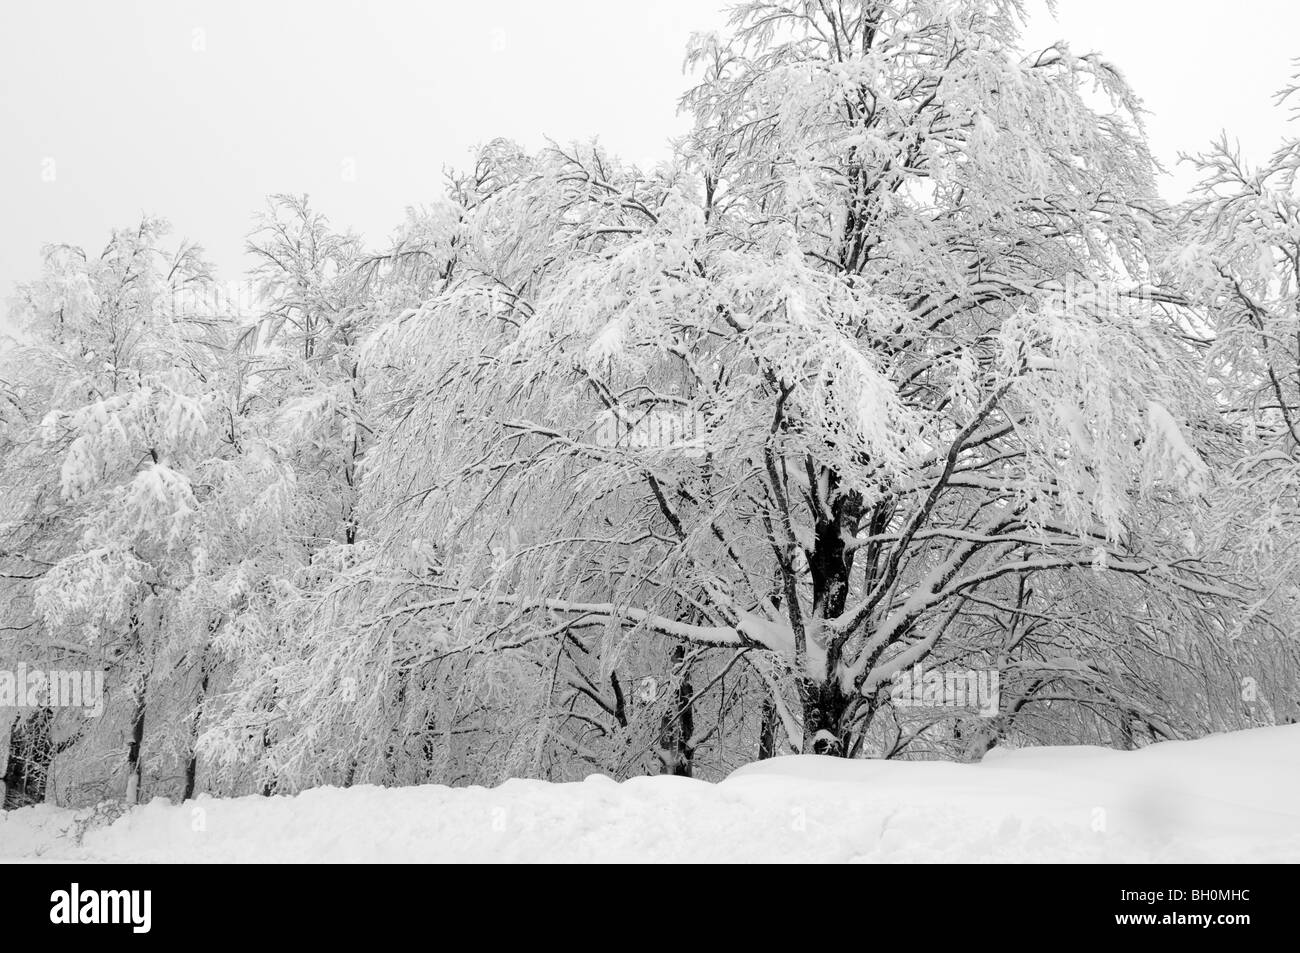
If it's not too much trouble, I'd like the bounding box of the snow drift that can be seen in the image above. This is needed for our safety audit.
[3,725,1297,863]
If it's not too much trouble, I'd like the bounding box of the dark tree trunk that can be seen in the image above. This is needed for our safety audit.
[803,680,852,756]
[182,647,212,801]
[125,680,147,805]
[609,671,628,729]
[2,709,54,810]
[658,644,695,777]
[758,696,779,760]
[261,686,279,796]
[123,607,149,805]
[802,474,862,756]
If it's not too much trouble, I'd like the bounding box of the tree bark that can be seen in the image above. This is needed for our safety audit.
[657,644,695,777]
[2,709,54,810]
[182,646,212,801]
[125,680,146,805]
[802,474,861,755]
[758,696,778,760]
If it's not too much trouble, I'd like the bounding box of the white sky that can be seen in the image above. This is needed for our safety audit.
[3,0,1299,336]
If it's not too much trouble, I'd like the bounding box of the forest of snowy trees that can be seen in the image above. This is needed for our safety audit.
[2,0,1298,809]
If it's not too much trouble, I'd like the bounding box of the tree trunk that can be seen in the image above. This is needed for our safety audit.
[657,644,695,776]
[124,607,149,805]
[261,686,279,796]
[758,696,778,760]
[802,474,862,756]
[802,680,851,756]
[2,709,54,810]
[182,646,212,801]
[125,680,147,805]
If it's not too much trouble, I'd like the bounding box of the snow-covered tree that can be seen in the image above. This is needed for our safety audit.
[1171,82,1300,728]
[1,220,275,803]
[283,0,1232,774]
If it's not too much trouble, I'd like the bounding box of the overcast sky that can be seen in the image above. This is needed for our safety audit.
[3,0,1299,337]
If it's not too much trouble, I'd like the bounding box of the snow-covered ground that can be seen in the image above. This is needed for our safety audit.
[4,725,1298,862]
